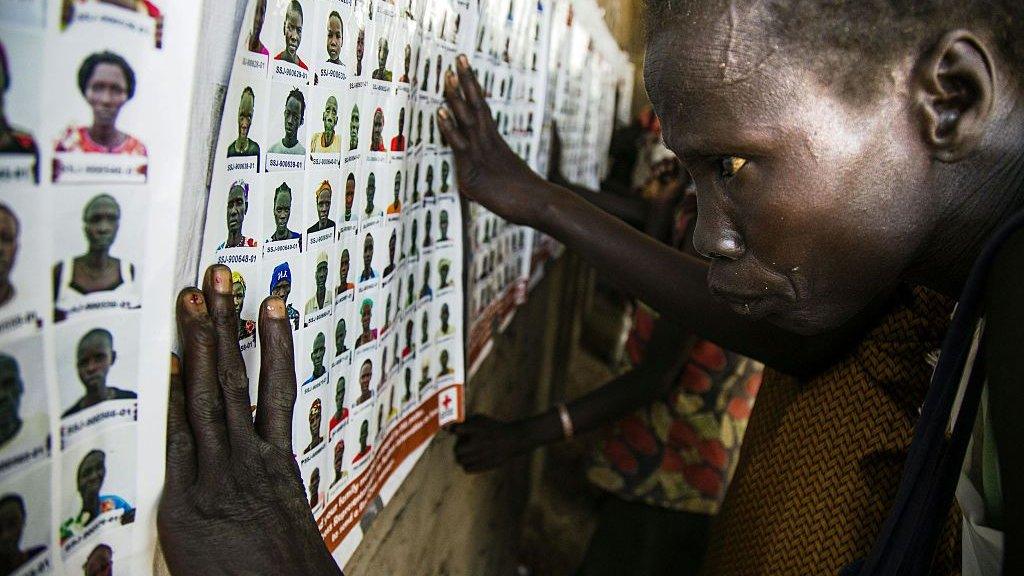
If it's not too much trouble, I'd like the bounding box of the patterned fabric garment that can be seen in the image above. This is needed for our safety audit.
[587,302,762,515]
[699,286,962,576]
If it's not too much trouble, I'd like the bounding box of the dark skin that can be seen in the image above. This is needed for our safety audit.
[436,10,1024,564]
[437,59,872,376]
[158,265,340,576]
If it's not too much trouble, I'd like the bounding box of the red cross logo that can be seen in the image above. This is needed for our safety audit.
[442,394,453,410]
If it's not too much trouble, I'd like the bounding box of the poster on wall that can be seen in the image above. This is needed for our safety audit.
[196,0,474,566]
[464,0,550,375]
[0,1,201,574]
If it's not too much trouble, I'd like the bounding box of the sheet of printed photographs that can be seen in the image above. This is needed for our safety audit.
[468,0,633,371]
[195,0,555,564]
[0,1,201,575]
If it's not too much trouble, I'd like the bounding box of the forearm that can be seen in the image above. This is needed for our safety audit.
[534,185,853,374]
[521,363,678,448]
[557,178,648,229]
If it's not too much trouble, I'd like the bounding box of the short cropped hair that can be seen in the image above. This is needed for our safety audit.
[286,87,306,117]
[645,0,1024,102]
[78,51,136,99]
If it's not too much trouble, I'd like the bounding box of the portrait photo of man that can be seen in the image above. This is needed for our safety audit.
[437,349,454,378]
[406,272,415,308]
[355,299,377,348]
[217,181,257,249]
[371,38,391,81]
[440,160,450,193]
[356,359,372,405]
[438,209,449,242]
[348,105,359,151]
[331,441,345,486]
[418,362,431,391]
[382,231,397,277]
[352,420,371,464]
[225,87,261,170]
[382,295,393,334]
[303,397,324,454]
[0,494,45,575]
[309,96,340,154]
[423,210,433,248]
[0,354,27,452]
[245,0,268,55]
[304,253,330,316]
[402,320,414,358]
[232,271,256,341]
[329,376,347,431]
[387,171,402,214]
[438,259,452,289]
[343,173,356,221]
[359,234,376,281]
[369,108,385,152]
[274,0,307,70]
[62,328,136,418]
[336,249,353,296]
[364,173,376,215]
[354,27,365,76]
[438,302,455,338]
[390,108,407,152]
[407,219,419,258]
[307,181,335,234]
[82,543,112,576]
[418,261,433,300]
[398,44,411,83]
[420,309,429,344]
[0,204,19,309]
[424,164,435,198]
[0,42,39,184]
[269,89,306,155]
[414,110,423,146]
[269,262,300,330]
[55,51,147,157]
[267,182,301,244]
[420,57,430,91]
[335,318,348,355]
[325,10,343,65]
[308,468,321,509]
[411,163,420,203]
[59,450,134,544]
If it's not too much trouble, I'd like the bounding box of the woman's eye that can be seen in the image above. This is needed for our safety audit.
[719,156,747,179]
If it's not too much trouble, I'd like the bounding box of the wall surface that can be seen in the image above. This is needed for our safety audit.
[345,256,594,575]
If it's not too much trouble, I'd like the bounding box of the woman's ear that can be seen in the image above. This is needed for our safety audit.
[913,30,995,162]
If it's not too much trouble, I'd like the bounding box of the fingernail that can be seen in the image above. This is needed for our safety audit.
[211,265,231,294]
[265,297,285,319]
[184,290,205,315]
[438,108,449,120]
[170,354,181,376]
[458,54,468,68]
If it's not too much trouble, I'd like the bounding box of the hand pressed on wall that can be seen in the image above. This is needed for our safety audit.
[437,55,559,228]
[451,414,536,473]
[158,265,341,576]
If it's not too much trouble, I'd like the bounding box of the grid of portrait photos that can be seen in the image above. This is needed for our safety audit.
[197,0,478,564]
[462,0,551,374]
[1,1,186,575]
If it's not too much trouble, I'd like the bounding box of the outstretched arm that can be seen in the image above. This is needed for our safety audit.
[453,319,692,473]
[437,57,866,376]
[546,123,650,229]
